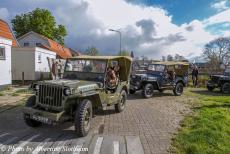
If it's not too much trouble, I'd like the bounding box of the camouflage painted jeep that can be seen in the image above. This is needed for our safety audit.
[23,56,132,137]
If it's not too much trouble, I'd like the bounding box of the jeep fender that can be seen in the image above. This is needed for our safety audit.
[174,79,186,87]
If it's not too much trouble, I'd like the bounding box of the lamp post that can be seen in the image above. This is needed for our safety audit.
[109,29,121,55]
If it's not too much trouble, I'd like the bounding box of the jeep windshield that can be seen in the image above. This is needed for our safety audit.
[225,68,230,76]
[63,59,107,81]
[148,64,165,72]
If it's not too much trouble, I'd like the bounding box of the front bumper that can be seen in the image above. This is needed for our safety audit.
[130,83,141,91]
[207,81,218,88]
[23,107,65,124]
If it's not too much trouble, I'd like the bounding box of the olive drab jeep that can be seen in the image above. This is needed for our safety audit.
[207,67,230,94]
[130,61,189,98]
[23,56,132,137]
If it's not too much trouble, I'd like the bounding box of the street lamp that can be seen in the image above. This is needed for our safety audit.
[109,29,121,55]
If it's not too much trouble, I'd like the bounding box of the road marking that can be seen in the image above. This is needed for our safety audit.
[113,141,119,154]
[93,137,103,154]
[11,134,40,154]
[0,133,9,138]
[51,141,66,154]
[126,136,144,154]
[1,137,18,145]
[32,138,51,154]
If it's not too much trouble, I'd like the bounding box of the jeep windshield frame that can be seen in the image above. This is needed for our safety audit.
[147,64,165,72]
[224,68,230,76]
[64,59,107,74]
[63,59,108,81]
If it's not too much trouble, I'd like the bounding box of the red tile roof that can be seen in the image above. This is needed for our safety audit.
[19,31,72,59]
[46,38,72,59]
[0,19,18,46]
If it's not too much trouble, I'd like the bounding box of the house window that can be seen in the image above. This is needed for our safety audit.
[38,54,42,63]
[36,43,42,46]
[0,47,5,60]
[24,42,30,47]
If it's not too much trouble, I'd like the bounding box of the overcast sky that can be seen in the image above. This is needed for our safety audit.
[0,0,230,59]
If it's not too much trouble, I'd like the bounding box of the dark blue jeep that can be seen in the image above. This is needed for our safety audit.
[130,61,189,98]
[207,67,230,94]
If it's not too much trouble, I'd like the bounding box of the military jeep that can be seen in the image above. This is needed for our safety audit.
[23,56,132,137]
[130,61,189,98]
[207,67,230,94]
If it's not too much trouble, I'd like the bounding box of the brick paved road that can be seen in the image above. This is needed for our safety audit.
[101,92,191,154]
[0,90,190,154]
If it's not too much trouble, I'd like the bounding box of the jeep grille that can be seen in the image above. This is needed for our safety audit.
[38,84,63,109]
[211,76,219,83]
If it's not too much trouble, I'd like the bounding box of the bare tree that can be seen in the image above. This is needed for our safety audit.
[203,37,230,70]
[167,54,173,61]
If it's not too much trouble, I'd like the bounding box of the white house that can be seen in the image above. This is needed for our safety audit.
[12,47,56,81]
[0,37,12,88]
[17,31,73,59]
[0,19,18,89]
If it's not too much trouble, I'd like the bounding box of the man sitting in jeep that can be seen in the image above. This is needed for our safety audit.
[107,66,117,87]
[106,65,121,90]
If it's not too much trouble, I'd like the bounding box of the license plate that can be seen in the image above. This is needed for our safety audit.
[31,115,52,124]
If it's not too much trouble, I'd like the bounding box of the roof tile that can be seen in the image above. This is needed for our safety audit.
[0,19,18,46]
[24,31,72,59]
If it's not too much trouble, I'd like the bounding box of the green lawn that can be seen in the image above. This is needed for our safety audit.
[171,88,230,154]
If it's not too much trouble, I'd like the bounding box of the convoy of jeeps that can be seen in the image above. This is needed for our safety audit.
[22,56,229,136]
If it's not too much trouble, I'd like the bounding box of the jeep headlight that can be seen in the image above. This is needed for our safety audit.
[31,84,39,91]
[64,88,72,96]
[135,81,140,86]
[35,84,39,91]
[131,75,136,79]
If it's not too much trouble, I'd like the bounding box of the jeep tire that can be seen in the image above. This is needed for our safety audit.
[173,82,184,96]
[129,89,136,94]
[221,82,230,94]
[142,83,154,98]
[115,90,127,113]
[75,99,92,137]
[24,96,42,127]
[207,85,215,91]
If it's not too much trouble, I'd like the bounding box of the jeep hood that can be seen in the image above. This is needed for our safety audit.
[211,74,224,78]
[210,74,230,81]
[37,79,101,91]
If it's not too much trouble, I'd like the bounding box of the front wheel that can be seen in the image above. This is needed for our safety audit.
[115,90,127,113]
[221,83,230,94]
[173,82,184,96]
[142,83,154,98]
[24,96,42,127]
[75,99,92,137]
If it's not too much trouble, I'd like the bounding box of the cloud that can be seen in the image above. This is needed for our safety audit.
[136,19,156,42]
[0,0,230,59]
[204,9,230,25]
[0,8,9,20]
[211,0,229,12]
